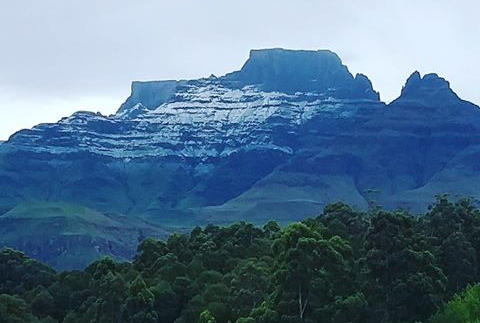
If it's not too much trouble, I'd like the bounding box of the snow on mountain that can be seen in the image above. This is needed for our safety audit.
[6,49,380,159]
[3,48,480,268]
[2,48,479,220]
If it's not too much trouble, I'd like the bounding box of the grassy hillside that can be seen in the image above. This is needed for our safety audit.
[0,201,175,270]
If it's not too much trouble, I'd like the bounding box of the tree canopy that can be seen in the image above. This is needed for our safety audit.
[1,196,480,323]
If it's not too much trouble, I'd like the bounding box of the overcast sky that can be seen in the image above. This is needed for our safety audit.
[0,0,479,140]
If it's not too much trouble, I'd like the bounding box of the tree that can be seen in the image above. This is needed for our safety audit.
[0,248,55,295]
[429,283,480,323]
[263,220,281,239]
[97,271,128,323]
[151,280,179,323]
[198,310,216,323]
[120,274,158,323]
[320,202,369,251]
[148,253,187,283]
[366,211,446,323]
[134,238,169,271]
[229,259,272,317]
[0,294,40,323]
[248,301,280,323]
[439,231,477,294]
[330,292,370,323]
[272,223,356,322]
[425,196,480,293]
[31,288,56,319]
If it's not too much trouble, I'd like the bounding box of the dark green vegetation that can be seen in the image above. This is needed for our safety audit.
[0,202,173,270]
[2,196,480,323]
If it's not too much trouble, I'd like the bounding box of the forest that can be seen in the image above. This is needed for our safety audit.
[2,195,480,323]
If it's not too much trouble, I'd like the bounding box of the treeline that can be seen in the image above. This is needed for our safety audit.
[2,196,480,323]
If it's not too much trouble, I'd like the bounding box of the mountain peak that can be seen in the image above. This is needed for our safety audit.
[224,48,379,100]
[393,71,461,106]
[247,48,342,63]
[117,80,185,114]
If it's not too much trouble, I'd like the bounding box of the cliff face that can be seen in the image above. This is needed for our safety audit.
[1,49,480,267]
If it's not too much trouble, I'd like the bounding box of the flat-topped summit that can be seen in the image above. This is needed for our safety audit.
[116,48,380,116]
[224,48,380,100]
[117,80,184,114]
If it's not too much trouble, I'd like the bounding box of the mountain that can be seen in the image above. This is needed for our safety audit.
[1,48,480,268]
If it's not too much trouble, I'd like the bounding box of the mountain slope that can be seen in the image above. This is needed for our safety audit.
[0,202,172,270]
[0,49,384,218]
[1,48,480,267]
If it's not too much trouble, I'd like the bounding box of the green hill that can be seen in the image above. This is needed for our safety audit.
[0,201,175,270]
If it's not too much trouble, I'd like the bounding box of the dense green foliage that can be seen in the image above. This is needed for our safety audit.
[428,284,480,323]
[1,196,480,323]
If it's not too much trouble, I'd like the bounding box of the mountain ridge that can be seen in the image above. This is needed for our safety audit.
[1,48,480,268]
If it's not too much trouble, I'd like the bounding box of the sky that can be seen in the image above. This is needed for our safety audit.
[0,0,479,140]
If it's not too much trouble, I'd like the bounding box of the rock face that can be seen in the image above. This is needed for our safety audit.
[392,71,462,107]
[224,49,379,100]
[1,48,480,229]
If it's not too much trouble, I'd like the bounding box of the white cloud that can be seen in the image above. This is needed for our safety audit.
[0,88,123,140]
